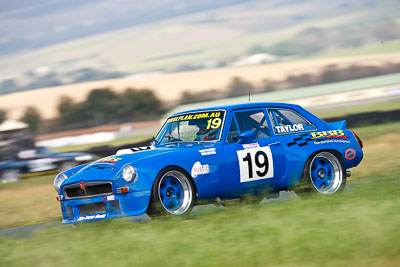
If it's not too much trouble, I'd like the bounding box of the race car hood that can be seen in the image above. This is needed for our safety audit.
[62,144,200,184]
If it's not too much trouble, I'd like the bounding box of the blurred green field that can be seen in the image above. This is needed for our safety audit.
[314,99,400,119]
[0,176,399,266]
[316,39,400,58]
[0,120,399,266]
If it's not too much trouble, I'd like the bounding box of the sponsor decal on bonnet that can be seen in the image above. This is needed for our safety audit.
[95,157,122,164]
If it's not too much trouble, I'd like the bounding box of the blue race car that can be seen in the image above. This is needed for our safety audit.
[54,103,363,223]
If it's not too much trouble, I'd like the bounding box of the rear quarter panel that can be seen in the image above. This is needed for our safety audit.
[275,105,363,188]
[281,128,363,188]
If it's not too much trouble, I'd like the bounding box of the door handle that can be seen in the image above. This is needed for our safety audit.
[268,142,281,146]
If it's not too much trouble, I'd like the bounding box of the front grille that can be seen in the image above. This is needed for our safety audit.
[78,202,107,216]
[64,181,113,199]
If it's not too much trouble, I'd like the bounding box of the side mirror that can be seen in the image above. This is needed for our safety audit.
[237,130,255,144]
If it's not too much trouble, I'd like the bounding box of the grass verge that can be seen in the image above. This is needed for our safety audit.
[314,99,400,119]
[0,175,60,229]
[0,176,399,266]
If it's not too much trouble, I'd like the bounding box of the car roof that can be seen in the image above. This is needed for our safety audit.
[172,102,302,116]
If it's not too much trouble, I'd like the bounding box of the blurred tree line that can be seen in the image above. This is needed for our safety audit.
[0,109,6,124]
[3,61,400,135]
[57,88,163,129]
[179,62,400,104]
[0,106,41,133]
[4,87,163,134]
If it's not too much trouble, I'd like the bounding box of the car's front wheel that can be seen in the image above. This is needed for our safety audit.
[295,151,346,196]
[148,168,196,216]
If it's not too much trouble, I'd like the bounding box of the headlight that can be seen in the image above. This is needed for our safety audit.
[54,173,68,192]
[122,164,137,182]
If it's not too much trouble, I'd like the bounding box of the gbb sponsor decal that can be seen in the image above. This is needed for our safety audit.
[311,130,345,139]
[191,161,210,178]
[325,135,348,140]
[345,149,356,160]
[275,124,304,134]
[77,214,106,221]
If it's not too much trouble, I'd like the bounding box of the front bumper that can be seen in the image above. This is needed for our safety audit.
[59,190,151,223]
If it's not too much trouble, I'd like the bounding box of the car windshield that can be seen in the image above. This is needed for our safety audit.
[155,110,226,145]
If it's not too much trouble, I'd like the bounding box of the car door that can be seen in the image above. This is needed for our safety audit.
[223,108,286,197]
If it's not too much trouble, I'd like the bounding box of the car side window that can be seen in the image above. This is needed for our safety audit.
[233,109,271,140]
[268,108,316,135]
[226,117,240,143]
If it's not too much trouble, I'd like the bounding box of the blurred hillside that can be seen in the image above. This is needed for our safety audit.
[0,0,252,54]
[0,0,399,94]
[1,53,399,122]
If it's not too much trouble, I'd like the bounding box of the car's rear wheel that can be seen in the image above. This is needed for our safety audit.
[295,151,345,196]
[148,168,196,216]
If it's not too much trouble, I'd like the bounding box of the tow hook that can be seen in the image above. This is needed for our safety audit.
[346,170,351,178]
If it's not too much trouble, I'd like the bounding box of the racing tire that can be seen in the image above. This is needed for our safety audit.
[147,167,197,217]
[295,151,346,197]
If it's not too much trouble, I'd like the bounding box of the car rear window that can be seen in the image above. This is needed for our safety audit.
[268,108,316,135]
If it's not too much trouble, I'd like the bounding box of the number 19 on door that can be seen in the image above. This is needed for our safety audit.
[236,146,274,183]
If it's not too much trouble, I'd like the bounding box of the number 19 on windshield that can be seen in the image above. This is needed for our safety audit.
[206,118,222,129]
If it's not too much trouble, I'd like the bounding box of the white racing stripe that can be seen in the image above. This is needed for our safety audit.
[116,146,155,155]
